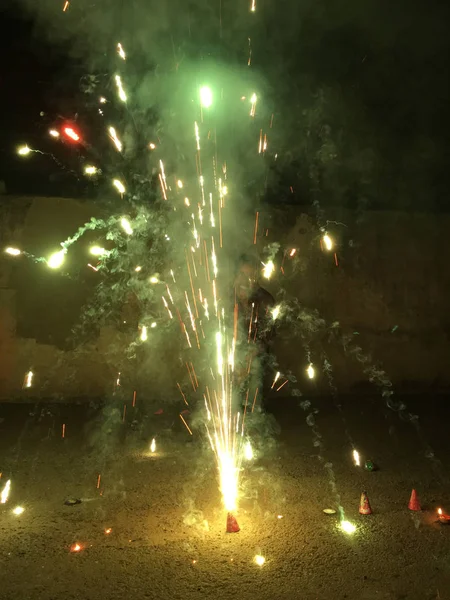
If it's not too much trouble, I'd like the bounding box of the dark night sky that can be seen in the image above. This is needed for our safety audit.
[1,0,450,210]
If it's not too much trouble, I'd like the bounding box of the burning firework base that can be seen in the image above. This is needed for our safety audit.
[1,395,450,600]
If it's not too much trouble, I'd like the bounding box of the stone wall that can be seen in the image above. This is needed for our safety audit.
[0,196,449,400]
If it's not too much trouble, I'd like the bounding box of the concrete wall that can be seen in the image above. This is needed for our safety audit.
[0,196,449,400]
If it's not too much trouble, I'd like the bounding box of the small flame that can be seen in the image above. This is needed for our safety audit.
[307,364,315,379]
[70,543,82,553]
[353,449,360,466]
[254,555,265,566]
[244,440,253,461]
[323,234,333,251]
[150,438,156,453]
[12,506,24,515]
[1,479,11,504]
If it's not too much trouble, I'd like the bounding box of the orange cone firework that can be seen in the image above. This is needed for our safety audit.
[359,491,372,515]
[408,489,421,511]
[226,513,240,533]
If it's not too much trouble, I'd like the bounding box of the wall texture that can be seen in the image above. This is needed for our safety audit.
[1,196,449,400]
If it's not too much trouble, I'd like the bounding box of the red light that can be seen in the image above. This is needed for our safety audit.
[64,127,80,142]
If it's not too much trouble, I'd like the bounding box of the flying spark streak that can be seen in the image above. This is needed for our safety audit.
[353,449,361,466]
[250,0,256,11]
[271,372,281,389]
[113,179,126,194]
[1,480,11,504]
[250,93,257,117]
[194,122,200,150]
[323,233,333,251]
[5,247,21,256]
[120,218,133,235]
[179,413,193,435]
[115,75,127,102]
[23,370,33,388]
[89,246,106,256]
[63,127,79,141]
[108,127,122,152]
[62,1,69,11]
[117,43,126,60]
[289,248,296,257]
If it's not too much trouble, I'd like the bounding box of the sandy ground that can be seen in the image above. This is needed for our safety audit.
[1,395,450,600]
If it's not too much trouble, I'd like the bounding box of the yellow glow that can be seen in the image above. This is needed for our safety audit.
[262,260,275,279]
[135,266,142,272]
[244,440,253,461]
[271,305,280,320]
[149,142,156,150]
[177,180,183,189]
[113,179,126,194]
[115,75,127,102]
[340,520,356,535]
[307,364,315,379]
[47,249,66,269]
[120,218,133,235]
[323,233,333,251]
[12,506,24,515]
[149,276,159,284]
[151,322,157,328]
[49,129,60,138]
[353,449,360,466]
[1,479,11,504]
[90,246,106,256]
[24,370,33,388]
[117,42,126,60]
[140,326,148,341]
[108,127,122,152]
[17,145,31,156]
[254,555,265,566]
[5,247,21,256]
[150,438,156,453]
[84,165,98,175]
[200,86,213,108]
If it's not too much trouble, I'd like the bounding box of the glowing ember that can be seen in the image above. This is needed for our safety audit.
[47,249,66,269]
[113,179,126,195]
[140,326,148,341]
[70,543,82,553]
[49,129,60,138]
[150,438,156,453]
[353,449,361,466]
[105,528,112,535]
[117,42,126,60]
[254,555,265,566]
[17,145,31,156]
[120,218,133,235]
[1,479,11,504]
[24,370,33,388]
[271,305,281,320]
[84,165,98,176]
[306,364,315,379]
[63,127,80,142]
[12,506,24,515]
[89,246,106,256]
[262,260,275,279]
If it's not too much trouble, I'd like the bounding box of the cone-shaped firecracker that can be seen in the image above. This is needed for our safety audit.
[226,512,240,533]
[408,489,421,511]
[359,491,373,515]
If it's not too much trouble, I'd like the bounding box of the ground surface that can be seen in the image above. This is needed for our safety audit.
[1,395,450,600]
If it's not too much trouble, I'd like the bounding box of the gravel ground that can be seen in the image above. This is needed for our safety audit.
[1,395,450,600]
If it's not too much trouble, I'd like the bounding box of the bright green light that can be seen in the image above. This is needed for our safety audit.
[200,86,213,108]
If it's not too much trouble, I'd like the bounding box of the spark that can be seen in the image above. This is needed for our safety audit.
[0,479,11,504]
[194,122,200,151]
[250,0,256,11]
[63,127,80,141]
[12,506,24,515]
[271,305,281,320]
[200,86,213,108]
[99,97,107,104]
[289,248,296,257]
[271,371,281,389]
[108,126,122,152]
[62,0,69,11]
[149,142,156,150]
[89,246,106,256]
[47,249,66,269]
[250,93,257,117]
[70,543,82,553]
[117,42,126,60]
[105,528,112,535]
[115,75,127,103]
[262,260,275,279]
[150,275,159,284]
[113,179,126,194]
[244,440,253,461]
[340,520,356,535]
[254,555,265,566]
[135,266,142,272]
[49,129,60,138]
[140,326,148,341]
[84,165,98,176]
[151,322,157,328]
[150,438,156,453]
[24,370,33,388]
[17,145,32,156]
[307,364,315,379]
[177,180,183,189]
[5,247,21,256]
[120,218,133,235]
[353,449,361,466]
[323,233,333,251]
